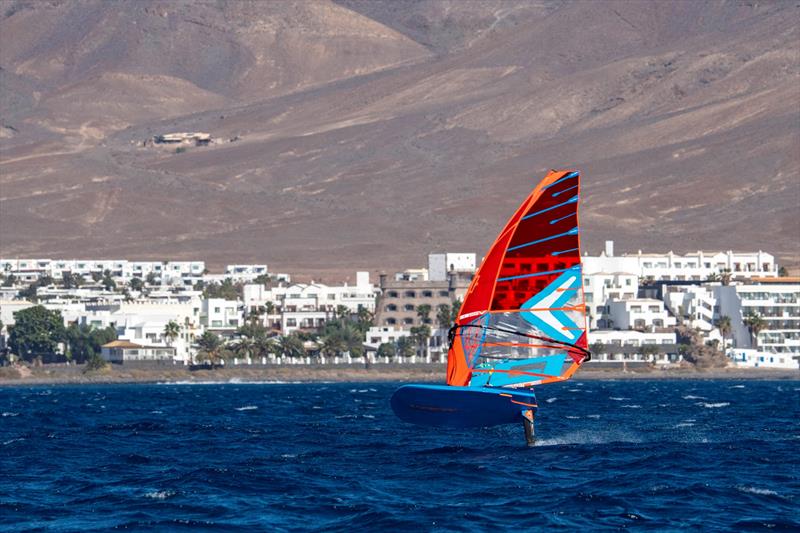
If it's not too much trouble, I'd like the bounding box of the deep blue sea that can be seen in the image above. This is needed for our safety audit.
[1,380,798,532]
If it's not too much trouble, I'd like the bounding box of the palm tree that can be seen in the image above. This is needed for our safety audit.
[355,307,374,334]
[253,335,277,360]
[101,269,116,291]
[436,304,452,330]
[589,341,605,359]
[450,299,462,323]
[196,331,226,367]
[279,334,305,359]
[719,268,732,286]
[410,324,431,358]
[706,272,720,283]
[743,312,766,349]
[163,320,181,346]
[416,304,432,325]
[396,336,416,358]
[377,342,396,361]
[129,277,144,292]
[717,315,732,348]
[320,334,345,358]
[640,344,660,364]
[231,336,255,361]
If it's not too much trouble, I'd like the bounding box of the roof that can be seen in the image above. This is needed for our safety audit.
[101,340,142,349]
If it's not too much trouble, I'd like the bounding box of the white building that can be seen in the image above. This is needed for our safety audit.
[69,301,203,363]
[728,348,799,369]
[225,264,268,277]
[101,340,176,363]
[0,258,206,284]
[715,279,800,357]
[607,298,676,331]
[583,241,778,281]
[588,330,680,364]
[662,284,717,332]
[364,326,411,348]
[242,272,378,334]
[201,298,244,334]
[394,268,429,282]
[428,253,476,282]
[582,272,638,329]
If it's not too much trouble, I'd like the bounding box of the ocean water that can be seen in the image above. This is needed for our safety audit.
[1,380,798,532]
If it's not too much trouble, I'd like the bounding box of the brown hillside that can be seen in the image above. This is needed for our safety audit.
[0,0,797,278]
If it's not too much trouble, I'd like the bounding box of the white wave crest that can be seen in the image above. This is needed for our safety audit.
[737,485,779,496]
[235,405,258,411]
[609,397,629,401]
[144,490,176,500]
[1,412,19,417]
[546,398,558,403]
[537,429,642,446]
[682,395,706,400]
[697,402,730,408]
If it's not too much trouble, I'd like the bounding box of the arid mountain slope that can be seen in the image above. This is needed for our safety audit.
[0,0,797,277]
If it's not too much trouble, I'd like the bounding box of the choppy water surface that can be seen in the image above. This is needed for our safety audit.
[1,380,798,531]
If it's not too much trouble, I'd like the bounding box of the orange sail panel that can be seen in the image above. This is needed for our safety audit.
[446,169,589,388]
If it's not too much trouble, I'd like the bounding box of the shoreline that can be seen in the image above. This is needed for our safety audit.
[0,364,797,386]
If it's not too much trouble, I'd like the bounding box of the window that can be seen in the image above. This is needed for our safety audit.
[386,318,396,325]
[403,318,413,325]
[439,291,449,297]
[404,291,416,298]
[386,304,397,311]
[404,304,415,311]
[214,307,221,313]
[422,290,433,298]
[388,291,398,298]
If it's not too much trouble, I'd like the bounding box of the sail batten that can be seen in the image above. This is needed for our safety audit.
[445,169,590,388]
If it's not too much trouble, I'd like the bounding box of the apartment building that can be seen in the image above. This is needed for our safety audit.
[582,271,638,329]
[662,284,717,331]
[607,298,677,331]
[587,330,679,364]
[583,241,778,281]
[242,272,377,334]
[715,278,800,357]
[376,272,471,328]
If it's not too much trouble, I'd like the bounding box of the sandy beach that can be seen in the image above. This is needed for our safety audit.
[0,363,797,386]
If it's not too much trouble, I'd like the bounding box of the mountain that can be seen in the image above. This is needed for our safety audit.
[1,0,797,278]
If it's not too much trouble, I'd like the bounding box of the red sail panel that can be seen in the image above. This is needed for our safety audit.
[446,169,586,386]
[456,185,540,321]
[492,171,582,336]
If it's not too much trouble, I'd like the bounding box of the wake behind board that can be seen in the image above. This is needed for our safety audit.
[391,384,537,428]
[389,169,592,446]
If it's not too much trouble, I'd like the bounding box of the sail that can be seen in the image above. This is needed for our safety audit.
[446,169,590,388]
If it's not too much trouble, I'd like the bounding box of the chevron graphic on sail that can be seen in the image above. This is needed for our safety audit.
[519,266,582,344]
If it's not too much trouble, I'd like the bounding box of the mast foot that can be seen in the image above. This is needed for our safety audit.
[522,410,535,447]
